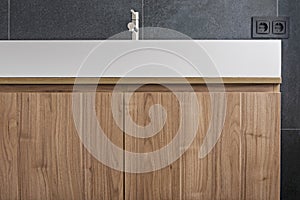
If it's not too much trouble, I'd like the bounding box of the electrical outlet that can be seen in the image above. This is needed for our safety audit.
[252,16,289,39]
[273,21,286,34]
[256,21,270,34]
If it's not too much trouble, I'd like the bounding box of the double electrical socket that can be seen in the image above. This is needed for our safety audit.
[252,16,289,39]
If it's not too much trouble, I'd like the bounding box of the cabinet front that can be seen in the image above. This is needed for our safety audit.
[0,90,280,200]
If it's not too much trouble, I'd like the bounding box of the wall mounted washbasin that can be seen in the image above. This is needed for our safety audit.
[0,40,281,78]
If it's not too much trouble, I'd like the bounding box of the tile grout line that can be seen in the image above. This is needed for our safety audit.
[142,0,144,40]
[281,128,300,131]
[7,0,10,40]
[277,0,279,16]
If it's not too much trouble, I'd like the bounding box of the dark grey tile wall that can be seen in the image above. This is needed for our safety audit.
[10,0,141,39]
[6,0,278,39]
[280,0,300,199]
[281,130,300,200]
[280,0,300,129]
[144,0,277,39]
[0,0,8,39]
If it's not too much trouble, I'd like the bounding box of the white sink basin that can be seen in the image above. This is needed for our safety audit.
[0,40,281,78]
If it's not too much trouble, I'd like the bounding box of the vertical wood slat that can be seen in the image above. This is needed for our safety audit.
[18,93,84,199]
[83,92,124,200]
[124,92,181,200]
[17,92,124,200]
[180,93,241,199]
[241,93,280,200]
[0,93,19,200]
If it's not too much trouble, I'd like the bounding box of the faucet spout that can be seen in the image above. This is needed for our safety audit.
[127,9,139,40]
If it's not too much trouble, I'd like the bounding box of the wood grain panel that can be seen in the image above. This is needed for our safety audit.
[125,92,243,200]
[0,93,19,200]
[0,89,281,199]
[124,92,181,200]
[241,93,280,200]
[180,93,241,199]
[18,93,84,199]
[83,92,124,200]
[17,92,124,200]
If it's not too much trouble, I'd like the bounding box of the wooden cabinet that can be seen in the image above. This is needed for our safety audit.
[124,92,280,200]
[0,93,19,200]
[0,85,280,200]
[0,92,123,200]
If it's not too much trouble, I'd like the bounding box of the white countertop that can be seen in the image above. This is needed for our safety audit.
[0,40,281,78]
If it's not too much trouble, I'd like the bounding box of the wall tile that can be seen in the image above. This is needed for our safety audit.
[10,0,142,39]
[0,0,8,39]
[280,0,300,129]
[280,1,300,197]
[144,0,277,39]
[281,130,300,200]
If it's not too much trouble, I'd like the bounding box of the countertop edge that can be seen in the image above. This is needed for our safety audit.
[0,77,282,85]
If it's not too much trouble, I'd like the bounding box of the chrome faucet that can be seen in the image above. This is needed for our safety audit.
[127,9,139,40]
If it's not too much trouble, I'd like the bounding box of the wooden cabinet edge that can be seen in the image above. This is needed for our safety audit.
[0,77,281,85]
